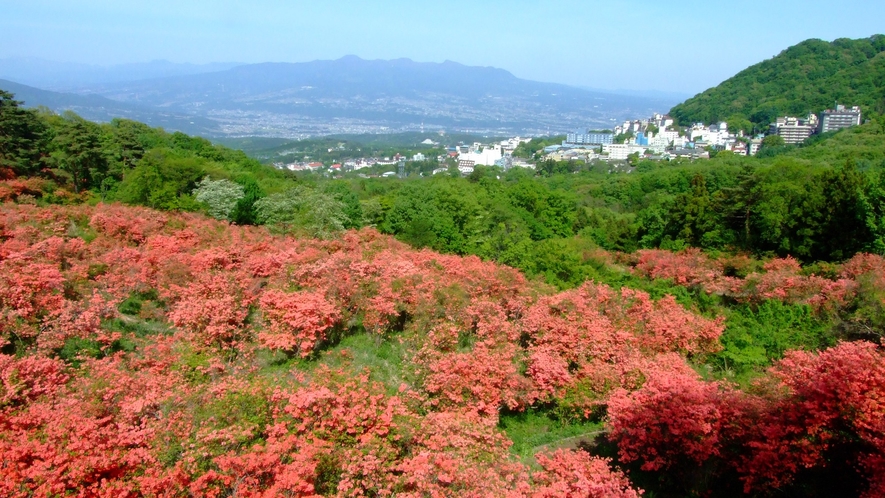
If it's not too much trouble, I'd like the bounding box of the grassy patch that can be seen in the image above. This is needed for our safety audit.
[57,336,137,366]
[257,331,408,394]
[499,408,603,462]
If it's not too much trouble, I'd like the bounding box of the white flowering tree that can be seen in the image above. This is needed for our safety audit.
[193,176,245,221]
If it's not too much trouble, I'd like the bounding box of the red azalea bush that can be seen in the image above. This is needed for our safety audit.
[258,289,342,356]
[606,341,885,497]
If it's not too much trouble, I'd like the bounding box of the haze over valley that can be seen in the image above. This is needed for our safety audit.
[0,56,680,138]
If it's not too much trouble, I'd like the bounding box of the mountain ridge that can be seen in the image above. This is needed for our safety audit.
[74,56,676,137]
[0,57,242,91]
[1,56,680,137]
[670,35,885,127]
[0,78,220,136]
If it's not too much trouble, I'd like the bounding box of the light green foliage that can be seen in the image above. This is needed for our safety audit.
[115,149,205,210]
[499,409,603,460]
[613,131,634,144]
[254,186,348,239]
[193,176,245,221]
[713,301,833,384]
[512,136,565,159]
[761,134,785,148]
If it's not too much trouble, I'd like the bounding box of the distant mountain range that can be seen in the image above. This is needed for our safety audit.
[0,56,680,138]
[670,35,885,127]
[0,79,221,136]
[0,58,242,90]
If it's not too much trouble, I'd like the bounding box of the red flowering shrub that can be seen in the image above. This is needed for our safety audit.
[605,341,885,497]
[532,450,642,498]
[258,289,341,357]
[396,410,530,497]
[0,354,68,407]
[738,341,885,495]
[0,178,47,202]
[521,282,723,415]
[633,248,722,288]
[607,367,745,472]
[13,201,881,496]
[0,261,66,347]
[168,273,254,349]
[89,204,170,245]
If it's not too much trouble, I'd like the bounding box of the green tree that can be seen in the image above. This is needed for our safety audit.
[809,161,871,260]
[321,181,363,229]
[726,115,754,134]
[720,165,763,249]
[665,173,729,248]
[0,90,49,176]
[761,134,785,148]
[48,112,107,193]
[231,177,265,225]
[254,186,348,239]
[115,149,205,210]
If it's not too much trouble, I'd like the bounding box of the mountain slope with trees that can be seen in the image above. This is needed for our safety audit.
[670,35,885,129]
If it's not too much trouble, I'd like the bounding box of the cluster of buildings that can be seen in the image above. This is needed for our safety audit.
[546,113,711,161]
[542,103,863,163]
[277,156,400,173]
[273,136,537,177]
[451,137,535,174]
[273,103,864,175]
[769,105,862,144]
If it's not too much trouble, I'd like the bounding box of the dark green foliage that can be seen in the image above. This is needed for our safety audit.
[231,177,265,225]
[118,289,161,316]
[47,112,108,193]
[57,335,137,366]
[807,161,871,261]
[671,35,885,127]
[0,90,49,176]
[663,173,731,249]
[321,181,363,229]
[102,118,154,173]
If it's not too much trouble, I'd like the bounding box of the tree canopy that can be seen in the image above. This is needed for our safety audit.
[670,35,885,127]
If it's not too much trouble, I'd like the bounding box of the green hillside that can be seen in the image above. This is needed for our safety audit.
[670,35,885,129]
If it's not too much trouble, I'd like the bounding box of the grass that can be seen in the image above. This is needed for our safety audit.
[499,408,604,462]
[256,331,408,394]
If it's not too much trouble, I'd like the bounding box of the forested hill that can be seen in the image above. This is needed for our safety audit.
[670,35,885,129]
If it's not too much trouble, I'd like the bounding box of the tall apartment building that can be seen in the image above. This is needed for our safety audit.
[819,104,862,133]
[769,115,818,144]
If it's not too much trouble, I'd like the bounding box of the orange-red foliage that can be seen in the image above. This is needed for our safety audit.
[607,341,885,497]
[0,202,652,495]
[6,201,879,495]
[630,248,885,315]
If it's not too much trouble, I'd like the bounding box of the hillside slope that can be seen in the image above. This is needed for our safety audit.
[0,200,884,496]
[670,35,885,127]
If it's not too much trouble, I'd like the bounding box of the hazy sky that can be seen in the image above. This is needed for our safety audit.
[2,0,883,94]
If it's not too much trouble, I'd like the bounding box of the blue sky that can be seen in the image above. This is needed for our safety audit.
[1,0,883,94]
